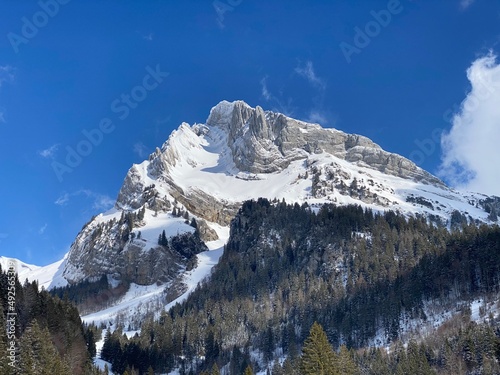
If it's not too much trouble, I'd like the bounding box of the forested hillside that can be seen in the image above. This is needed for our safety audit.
[0,265,104,374]
[101,199,500,374]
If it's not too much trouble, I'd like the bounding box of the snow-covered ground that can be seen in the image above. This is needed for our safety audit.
[0,256,40,280]
[0,255,68,289]
[81,225,228,329]
[366,294,500,353]
[82,282,167,328]
[94,330,112,373]
[86,227,228,374]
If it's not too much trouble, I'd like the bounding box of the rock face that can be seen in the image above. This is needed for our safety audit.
[204,101,444,186]
[63,214,207,285]
[115,100,445,227]
[63,100,496,287]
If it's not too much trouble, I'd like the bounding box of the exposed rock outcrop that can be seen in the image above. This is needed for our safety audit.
[63,217,207,285]
[204,101,445,186]
[65,100,495,290]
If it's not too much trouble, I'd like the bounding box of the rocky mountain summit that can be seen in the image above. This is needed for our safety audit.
[61,100,497,288]
[204,101,443,185]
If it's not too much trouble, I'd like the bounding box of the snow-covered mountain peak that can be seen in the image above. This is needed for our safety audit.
[109,100,500,243]
[15,100,500,333]
[0,256,39,277]
[32,101,500,289]
[206,100,252,129]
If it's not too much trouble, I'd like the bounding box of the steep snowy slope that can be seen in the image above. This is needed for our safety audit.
[0,255,68,289]
[113,100,496,232]
[0,256,40,280]
[18,100,499,327]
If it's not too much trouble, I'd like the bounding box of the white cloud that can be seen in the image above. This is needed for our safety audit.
[137,31,154,41]
[439,52,500,196]
[38,224,47,235]
[294,61,326,90]
[55,193,70,206]
[0,66,14,124]
[89,192,114,211]
[39,144,59,158]
[307,110,328,125]
[0,65,14,88]
[260,76,272,101]
[460,0,475,10]
[259,76,295,116]
[55,190,114,210]
[133,142,148,159]
[293,60,331,125]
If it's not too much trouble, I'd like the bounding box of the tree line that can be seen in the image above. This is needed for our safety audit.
[100,199,500,373]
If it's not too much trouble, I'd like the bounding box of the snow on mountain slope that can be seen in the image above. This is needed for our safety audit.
[23,257,68,289]
[81,226,228,330]
[0,256,40,280]
[0,255,68,289]
[17,100,499,332]
[115,100,495,229]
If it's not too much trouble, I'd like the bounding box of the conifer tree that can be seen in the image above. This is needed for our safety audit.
[243,364,254,375]
[18,320,71,375]
[337,345,359,375]
[300,322,339,375]
[0,304,11,374]
[271,360,284,375]
[211,362,220,375]
[282,357,299,375]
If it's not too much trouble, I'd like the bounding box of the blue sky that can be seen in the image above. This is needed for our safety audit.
[0,0,499,266]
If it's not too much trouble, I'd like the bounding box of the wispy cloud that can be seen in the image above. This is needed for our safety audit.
[259,76,295,116]
[55,190,115,210]
[439,52,500,196]
[39,144,59,159]
[306,110,328,125]
[137,31,154,41]
[90,192,115,211]
[133,142,149,159]
[38,224,47,235]
[0,66,14,124]
[260,77,272,101]
[294,60,326,91]
[54,193,70,206]
[294,60,331,125]
[0,65,14,88]
[459,0,475,10]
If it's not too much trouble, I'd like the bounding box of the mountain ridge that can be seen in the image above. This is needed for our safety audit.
[14,100,500,317]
